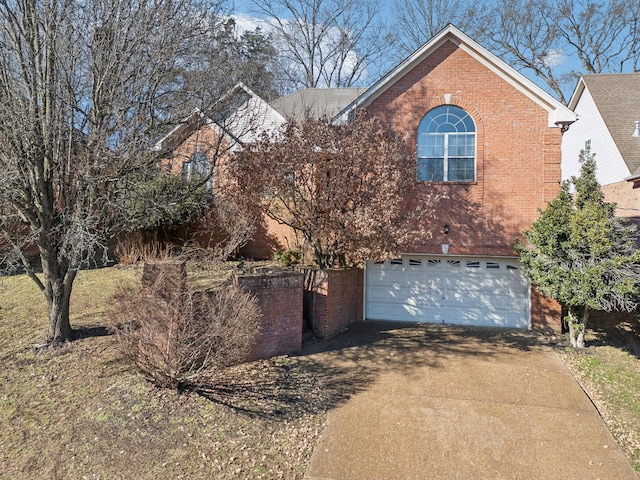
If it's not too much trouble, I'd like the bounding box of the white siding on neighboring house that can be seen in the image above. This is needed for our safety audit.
[562,86,630,185]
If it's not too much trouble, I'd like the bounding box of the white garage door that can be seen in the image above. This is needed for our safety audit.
[365,256,530,328]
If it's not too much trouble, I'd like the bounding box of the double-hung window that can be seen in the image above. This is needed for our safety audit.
[183,151,214,189]
[417,105,476,182]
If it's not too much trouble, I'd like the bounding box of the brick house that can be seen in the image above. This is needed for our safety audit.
[152,83,298,256]
[157,25,575,331]
[328,25,574,331]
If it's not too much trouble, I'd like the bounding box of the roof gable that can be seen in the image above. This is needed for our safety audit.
[154,83,286,154]
[570,73,640,178]
[334,24,575,128]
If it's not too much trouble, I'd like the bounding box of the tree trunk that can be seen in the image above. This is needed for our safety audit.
[575,306,589,350]
[45,270,77,344]
[567,320,577,348]
[567,306,588,350]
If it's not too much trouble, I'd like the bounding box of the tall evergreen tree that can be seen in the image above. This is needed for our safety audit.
[517,149,640,348]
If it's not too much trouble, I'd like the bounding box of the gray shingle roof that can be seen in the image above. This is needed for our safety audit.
[580,73,640,177]
[270,88,368,121]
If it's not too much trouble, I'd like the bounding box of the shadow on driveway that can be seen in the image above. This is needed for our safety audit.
[197,321,551,420]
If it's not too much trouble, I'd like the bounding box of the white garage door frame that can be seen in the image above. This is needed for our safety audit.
[364,255,531,329]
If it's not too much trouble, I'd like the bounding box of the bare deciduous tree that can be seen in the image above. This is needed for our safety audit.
[249,0,391,91]
[472,0,569,103]
[391,0,480,58]
[239,113,438,269]
[394,0,640,104]
[555,0,640,74]
[0,0,223,344]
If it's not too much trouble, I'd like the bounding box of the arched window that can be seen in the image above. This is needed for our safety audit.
[417,105,476,182]
[183,151,213,189]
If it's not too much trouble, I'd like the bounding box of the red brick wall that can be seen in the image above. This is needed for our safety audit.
[240,214,299,260]
[234,272,304,360]
[530,286,562,332]
[304,267,364,339]
[141,262,303,362]
[602,181,640,219]
[139,261,188,374]
[365,40,563,258]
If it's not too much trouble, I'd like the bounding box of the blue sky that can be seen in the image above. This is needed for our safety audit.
[227,0,591,102]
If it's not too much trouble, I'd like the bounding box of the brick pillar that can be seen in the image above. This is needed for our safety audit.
[138,261,187,379]
[304,267,364,339]
[234,272,304,360]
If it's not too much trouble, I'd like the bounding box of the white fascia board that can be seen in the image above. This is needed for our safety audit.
[152,108,205,152]
[567,77,587,111]
[334,25,576,128]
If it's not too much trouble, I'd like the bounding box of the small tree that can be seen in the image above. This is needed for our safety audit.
[517,149,640,348]
[239,113,437,269]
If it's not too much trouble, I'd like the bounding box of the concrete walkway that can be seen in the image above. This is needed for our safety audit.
[299,322,637,480]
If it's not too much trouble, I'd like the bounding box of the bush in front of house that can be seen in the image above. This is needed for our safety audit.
[109,281,260,389]
[274,248,302,266]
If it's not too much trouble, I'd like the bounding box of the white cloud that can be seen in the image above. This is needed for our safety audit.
[230,14,366,88]
[541,49,565,68]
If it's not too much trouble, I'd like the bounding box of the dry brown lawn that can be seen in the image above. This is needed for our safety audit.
[0,266,325,480]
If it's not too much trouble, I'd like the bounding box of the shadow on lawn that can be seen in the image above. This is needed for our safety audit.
[587,310,640,359]
[196,321,547,420]
[73,325,111,340]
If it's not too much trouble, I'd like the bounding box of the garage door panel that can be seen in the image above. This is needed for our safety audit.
[367,302,424,321]
[365,256,530,328]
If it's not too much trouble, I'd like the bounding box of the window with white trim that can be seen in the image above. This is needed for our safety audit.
[417,105,476,182]
[183,151,213,189]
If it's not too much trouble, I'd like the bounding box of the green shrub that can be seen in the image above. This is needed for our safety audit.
[274,248,301,266]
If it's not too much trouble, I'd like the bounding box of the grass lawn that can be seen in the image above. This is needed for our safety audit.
[556,311,640,472]
[0,266,325,479]
[2,265,640,478]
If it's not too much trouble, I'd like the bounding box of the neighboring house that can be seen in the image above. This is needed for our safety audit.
[153,83,295,257]
[157,25,576,331]
[562,73,640,223]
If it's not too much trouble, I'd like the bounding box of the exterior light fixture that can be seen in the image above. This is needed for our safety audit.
[441,243,449,255]
[444,224,450,235]
[633,120,640,138]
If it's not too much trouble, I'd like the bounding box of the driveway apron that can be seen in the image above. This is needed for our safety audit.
[300,322,637,480]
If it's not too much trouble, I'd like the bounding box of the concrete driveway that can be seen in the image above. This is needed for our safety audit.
[299,321,637,480]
